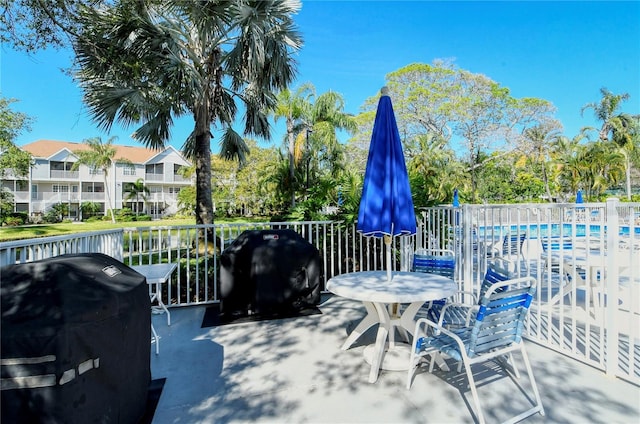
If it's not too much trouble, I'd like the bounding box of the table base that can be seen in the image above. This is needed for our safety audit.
[363,343,411,371]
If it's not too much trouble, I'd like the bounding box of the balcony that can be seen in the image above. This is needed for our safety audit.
[80,192,106,201]
[146,173,164,182]
[171,174,191,183]
[0,202,638,423]
[146,300,638,423]
[49,170,79,179]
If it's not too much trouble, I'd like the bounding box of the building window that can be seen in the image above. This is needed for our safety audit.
[145,163,163,175]
[90,167,104,175]
[51,161,74,171]
[16,180,29,191]
[123,164,136,175]
[53,185,69,193]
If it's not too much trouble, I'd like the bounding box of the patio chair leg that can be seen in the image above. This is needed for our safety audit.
[503,353,520,379]
[519,344,545,418]
[462,360,486,424]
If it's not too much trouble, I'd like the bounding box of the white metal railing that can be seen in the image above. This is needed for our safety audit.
[433,199,639,385]
[0,229,124,266]
[1,200,638,384]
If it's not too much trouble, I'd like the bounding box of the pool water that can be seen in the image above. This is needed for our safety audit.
[477,223,639,240]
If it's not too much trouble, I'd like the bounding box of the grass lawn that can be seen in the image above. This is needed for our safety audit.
[0,217,269,242]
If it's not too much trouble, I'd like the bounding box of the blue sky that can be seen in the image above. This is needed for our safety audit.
[1,1,639,152]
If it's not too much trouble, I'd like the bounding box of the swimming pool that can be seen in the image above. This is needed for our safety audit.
[476,223,639,240]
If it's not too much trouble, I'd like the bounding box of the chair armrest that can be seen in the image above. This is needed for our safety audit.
[437,302,478,327]
[411,317,467,354]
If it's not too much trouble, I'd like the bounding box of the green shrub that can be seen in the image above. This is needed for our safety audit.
[5,216,23,226]
[43,209,61,223]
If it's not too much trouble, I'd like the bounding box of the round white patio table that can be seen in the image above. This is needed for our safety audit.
[327,270,456,383]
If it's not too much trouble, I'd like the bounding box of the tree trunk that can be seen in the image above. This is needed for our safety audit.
[194,109,214,227]
[542,165,553,203]
[287,121,296,208]
[103,175,116,223]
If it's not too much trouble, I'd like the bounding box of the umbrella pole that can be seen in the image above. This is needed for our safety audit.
[384,235,400,321]
[385,235,392,282]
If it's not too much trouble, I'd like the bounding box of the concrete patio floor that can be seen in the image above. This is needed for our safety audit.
[149,295,639,424]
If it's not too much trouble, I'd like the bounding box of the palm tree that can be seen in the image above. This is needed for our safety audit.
[273,83,315,208]
[522,124,562,203]
[407,132,464,206]
[301,91,357,198]
[124,178,150,216]
[72,136,119,223]
[582,88,636,199]
[73,0,302,227]
[581,140,625,198]
[550,134,586,200]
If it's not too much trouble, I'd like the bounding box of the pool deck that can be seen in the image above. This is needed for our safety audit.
[148,295,640,424]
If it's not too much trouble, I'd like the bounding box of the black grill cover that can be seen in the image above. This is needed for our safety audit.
[219,229,321,315]
[1,253,150,424]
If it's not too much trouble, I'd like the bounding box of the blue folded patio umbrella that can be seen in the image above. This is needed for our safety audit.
[453,189,460,225]
[576,189,585,211]
[357,87,416,281]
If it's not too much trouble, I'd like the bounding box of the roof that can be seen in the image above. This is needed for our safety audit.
[21,140,168,164]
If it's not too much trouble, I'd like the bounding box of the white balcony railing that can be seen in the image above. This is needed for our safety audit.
[11,192,30,202]
[1,200,638,384]
[49,170,79,179]
[145,173,163,181]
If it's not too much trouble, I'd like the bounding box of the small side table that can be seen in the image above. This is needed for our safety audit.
[132,263,177,354]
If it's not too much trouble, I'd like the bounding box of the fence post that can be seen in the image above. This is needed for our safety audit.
[461,205,474,296]
[605,197,619,376]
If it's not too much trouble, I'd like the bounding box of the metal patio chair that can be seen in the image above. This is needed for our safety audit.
[412,248,456,278]
[425,260,511,329]
[492,232,527,271]
[406,275,544,424]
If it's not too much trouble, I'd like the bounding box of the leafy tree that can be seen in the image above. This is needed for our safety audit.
[73,0,302,229]
[359,62,557,201]
[334,168,364,225]
[176,185,196,217]
[235,141,280,216]
[0,97,33,179]
[80,201,100,220]
[44,202,69,223]
[72,136,119,223]
[262,151,297,214]
[124,178,150,216]
[0,0,90,52]
[0,190,15,225]
[582,88,638,200]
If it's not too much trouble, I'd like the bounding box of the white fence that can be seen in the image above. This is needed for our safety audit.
[1,199,638,384]
[0,229,124,265]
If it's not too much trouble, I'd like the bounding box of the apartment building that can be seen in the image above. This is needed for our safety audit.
[2,140,193,220]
